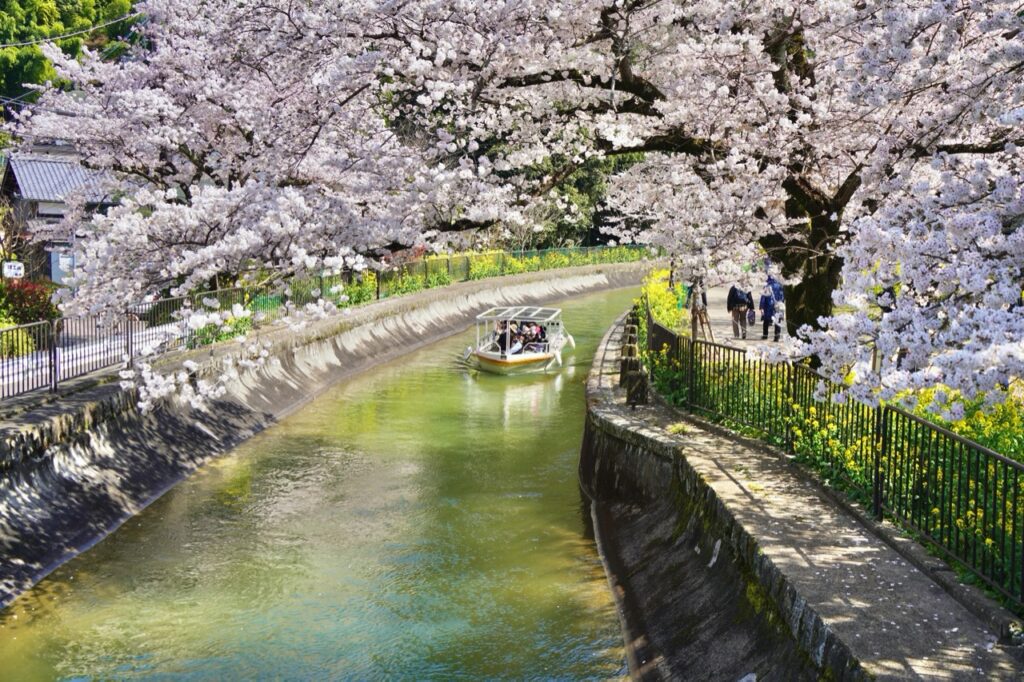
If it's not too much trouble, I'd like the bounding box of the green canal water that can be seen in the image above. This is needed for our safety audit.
[0,287,637,680]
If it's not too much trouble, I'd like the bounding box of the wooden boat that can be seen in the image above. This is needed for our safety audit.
[463,306,574,375]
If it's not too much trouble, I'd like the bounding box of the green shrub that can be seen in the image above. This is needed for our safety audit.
[502,256,527,275]
[639,268,689,333]
[540,251,570,270]
[912,388,1024,462]
[387,273,425,296]
[137,297,188,327]
[425,271,452,288]
[0,279,59,324]
[468,254,503,280]
[189,314,254,348]
[0,316,36,358]
[343,272,376,305]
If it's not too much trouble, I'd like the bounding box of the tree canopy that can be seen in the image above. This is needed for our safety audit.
[0,0,134,106]
[11,0,1024,410]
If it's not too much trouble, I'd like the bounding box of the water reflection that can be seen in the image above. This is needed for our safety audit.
[462,371,566,427]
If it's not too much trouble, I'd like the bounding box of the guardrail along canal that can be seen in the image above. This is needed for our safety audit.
[0,287,637,680]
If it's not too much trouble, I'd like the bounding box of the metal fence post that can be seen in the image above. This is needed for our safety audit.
[125,308,133,368]
[873,405,886,520]
[687,336,697,409]
[49,319,59,392]
[785,362,796,452]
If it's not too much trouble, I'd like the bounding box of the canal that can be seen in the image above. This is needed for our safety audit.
[0,287,637,680]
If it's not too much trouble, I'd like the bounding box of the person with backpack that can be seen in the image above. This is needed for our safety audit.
[726,284,754,339]
[759,276,785,341]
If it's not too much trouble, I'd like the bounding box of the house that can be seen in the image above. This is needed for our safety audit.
[0,146,111,284]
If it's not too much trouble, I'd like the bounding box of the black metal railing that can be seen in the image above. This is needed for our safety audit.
[0,246,650,401]
[642,302,1024,609]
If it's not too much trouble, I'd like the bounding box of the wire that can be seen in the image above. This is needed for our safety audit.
[0,94,82,117]
[0,12,142,49]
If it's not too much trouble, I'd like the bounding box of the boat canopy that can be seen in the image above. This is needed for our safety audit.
[475,306,563,323]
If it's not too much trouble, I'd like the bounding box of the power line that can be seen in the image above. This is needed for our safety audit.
[0,94,82,117]
[0,12,142,49]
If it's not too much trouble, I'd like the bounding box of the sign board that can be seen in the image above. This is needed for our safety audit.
[58,253,75,272]
[2,261,25,279]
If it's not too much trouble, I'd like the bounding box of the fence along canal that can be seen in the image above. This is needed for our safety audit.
[643,301,1024,611]
[0,246,647,400]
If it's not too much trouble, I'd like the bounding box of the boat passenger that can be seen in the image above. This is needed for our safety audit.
[509,334,524,355]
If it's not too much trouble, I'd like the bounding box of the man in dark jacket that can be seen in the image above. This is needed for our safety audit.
[759,277,784,341]
[727,284,754,339]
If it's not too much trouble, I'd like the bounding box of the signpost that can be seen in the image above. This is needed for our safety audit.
[2,261,25,279]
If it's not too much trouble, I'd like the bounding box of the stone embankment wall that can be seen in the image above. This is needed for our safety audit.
[579,311,861,681]
[0,262,650,608]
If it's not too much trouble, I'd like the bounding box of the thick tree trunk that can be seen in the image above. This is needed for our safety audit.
[782,249,843,336]
[760,209,843,338]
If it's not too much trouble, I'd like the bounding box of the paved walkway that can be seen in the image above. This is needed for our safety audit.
[696,285,788,346]
[595,314,1023,679]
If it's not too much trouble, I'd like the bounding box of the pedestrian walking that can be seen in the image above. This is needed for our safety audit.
[727,284,754,339]
[759,276,785,341]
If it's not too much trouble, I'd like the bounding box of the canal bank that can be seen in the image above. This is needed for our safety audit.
[0,262,651,609]
[0,286,641,679]
[580,311,1022,680]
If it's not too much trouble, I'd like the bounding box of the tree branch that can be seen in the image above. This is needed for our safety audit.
[498,69,664,103]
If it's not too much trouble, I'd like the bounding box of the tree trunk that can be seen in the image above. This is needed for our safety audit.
[760,208,843,338]
[782,249,843,336]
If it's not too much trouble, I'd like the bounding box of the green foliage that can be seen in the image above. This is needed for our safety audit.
[0,0,137,102]
[518,152,646,247]
[639,268,689,333]
[911,388,1024,462]
[288,277,320,306]
[539,251,570,269]
[0,314,35,357]
[0,279,59,323]
[342,272,376,305]
[190,313,254,348]
[500,255,534,274]
[468,254,503,280]
[386,273,424,296]
[425,270,451,288]
[248,293,283,320]
[137,297,185,327]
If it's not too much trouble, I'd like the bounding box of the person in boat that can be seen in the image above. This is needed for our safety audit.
[495,320,509,353]
[524,323,545,353]
[509,331,525,355]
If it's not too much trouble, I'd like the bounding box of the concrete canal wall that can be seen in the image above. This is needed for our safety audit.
[580,312,1021,680]
[0,262,650,608]
[579,314,830,680]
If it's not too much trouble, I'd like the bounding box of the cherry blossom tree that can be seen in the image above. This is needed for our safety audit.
[13,0,1024,406]
[391,0,1024,405]
[16,0,514,312]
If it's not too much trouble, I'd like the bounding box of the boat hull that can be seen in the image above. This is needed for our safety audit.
[468,350,560,375]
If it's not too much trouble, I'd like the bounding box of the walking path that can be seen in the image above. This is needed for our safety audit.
[698,285,788,346]
[593,313,1023,679]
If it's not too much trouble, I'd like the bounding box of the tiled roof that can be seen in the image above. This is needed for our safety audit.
[8,154,109,204]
